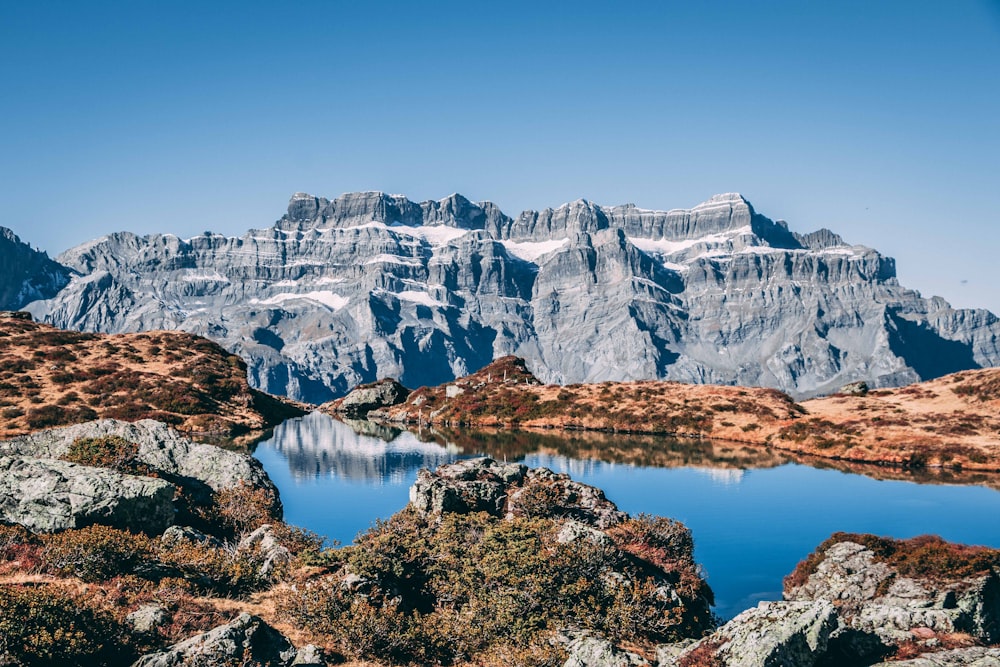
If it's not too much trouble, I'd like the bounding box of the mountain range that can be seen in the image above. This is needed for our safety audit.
[5,191,999,403]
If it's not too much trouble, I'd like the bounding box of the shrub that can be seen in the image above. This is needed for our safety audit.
[41,525,153,582]
[279,506,713,663]
[60,435,154,476]
[215,480,281,538]
[155,539,270,595]
[0,585,133,666]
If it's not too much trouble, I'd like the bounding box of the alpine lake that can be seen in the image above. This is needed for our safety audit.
[253,412,1000,620]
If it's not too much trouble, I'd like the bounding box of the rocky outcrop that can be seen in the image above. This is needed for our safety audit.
[410,457,627,528]
[0,455,174,533]
[0,226,69,311]
[0,419,278,499]
[131,612,298,667]
[19,191,1000,402]
[563,634,649,667]
[872,647,1000,666]
[330,378,410,418]
[672,600,840,666]
[785,537,1000,645]
[237,524,292,578]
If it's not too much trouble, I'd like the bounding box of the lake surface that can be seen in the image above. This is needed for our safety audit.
[254,412,1000,619]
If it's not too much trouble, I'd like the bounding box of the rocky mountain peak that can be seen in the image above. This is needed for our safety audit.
[0,226,70,310]
[18,190,1000,403]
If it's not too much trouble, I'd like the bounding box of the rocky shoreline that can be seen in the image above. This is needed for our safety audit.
[0,418,997,666]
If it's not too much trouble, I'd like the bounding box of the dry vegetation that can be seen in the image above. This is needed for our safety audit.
[372,356,805,439]
[365,357,1000,472]
[0,313,306,443]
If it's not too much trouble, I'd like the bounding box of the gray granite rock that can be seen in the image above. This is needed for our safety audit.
[0,455,175,533]
[872,647,1000,666]
[334,378,410,417]
[127,604,169,634]
[20,191,1000,403]
[564,634,649,667]
[131,612,297,667]
[674,600,839,667]
[786,539,1000,645]
[0,419,278,501]
[237,524,291,579]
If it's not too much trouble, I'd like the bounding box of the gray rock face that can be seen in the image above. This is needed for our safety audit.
[563,634,649,667]
[0,419,278,500]
[131,612,297,667]
[674,600,839,667]
[334,378,410,418]
[872,647,1000,666]
[21,191,1000,402]
[785,540,1000,645]
[0,226,70,310]
[127,604,170,634]
[409,457,627,528]
[0,455,175,533]
[237,524,292,579]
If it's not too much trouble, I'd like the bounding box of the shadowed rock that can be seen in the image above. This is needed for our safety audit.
[0,456,175,533]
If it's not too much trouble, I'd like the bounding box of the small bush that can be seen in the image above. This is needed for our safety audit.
[41,525,153,582]
[0,585,133,666]
[215,480,281,538]
[61,436,154,476]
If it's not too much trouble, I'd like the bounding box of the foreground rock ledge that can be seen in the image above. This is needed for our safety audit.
[0,455,175,533]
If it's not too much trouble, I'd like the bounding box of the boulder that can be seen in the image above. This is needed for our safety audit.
[238,524,292,579]
[871,646,1000,666]
[290,644,326,666]
[127,604,170,634]
[161,525,224,549]
[0,455,174,533]
[0,419,279,504]
[563,634,649,667]
[334,378,410,418]
[674,600,839,667]
[839,381,869,396]
[131,612,297,667]
[786,539,1000,645]
[409,457,627,529]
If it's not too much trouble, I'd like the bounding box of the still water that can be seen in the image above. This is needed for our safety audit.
[254,412,1000,619]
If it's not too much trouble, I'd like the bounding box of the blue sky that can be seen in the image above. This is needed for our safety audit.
[2,1,999,312]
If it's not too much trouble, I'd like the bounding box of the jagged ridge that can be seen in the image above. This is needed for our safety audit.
[12,191,1000,402]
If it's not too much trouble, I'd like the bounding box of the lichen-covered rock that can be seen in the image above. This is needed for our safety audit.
[290,644,326,666]
[0,419,278,502]
[563,634,649,667]
[161,525,223,549]
[871,646,1000,666]
[0,455,175,533]
[237,524,291,578]
[409,457,627,529]
[675,601,839,667]
[333,378,410,418]
[127,604,169,634]
[839,380,869,396]
[131,612,297,667]
[785,538,1000,645]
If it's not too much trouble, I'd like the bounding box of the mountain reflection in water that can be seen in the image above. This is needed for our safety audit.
[253,412,1000,619]
[259,412,463,483]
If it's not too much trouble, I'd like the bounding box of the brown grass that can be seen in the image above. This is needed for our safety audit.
[356,357,1000,472]
[0,317,307,443]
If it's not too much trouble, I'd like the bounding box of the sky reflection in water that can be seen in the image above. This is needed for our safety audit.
[254,412,1000,619]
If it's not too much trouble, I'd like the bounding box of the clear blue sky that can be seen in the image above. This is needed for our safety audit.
[2,1,998,312]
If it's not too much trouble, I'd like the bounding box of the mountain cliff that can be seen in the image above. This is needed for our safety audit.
[21,191,1000,403]
[0,226,70,310]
